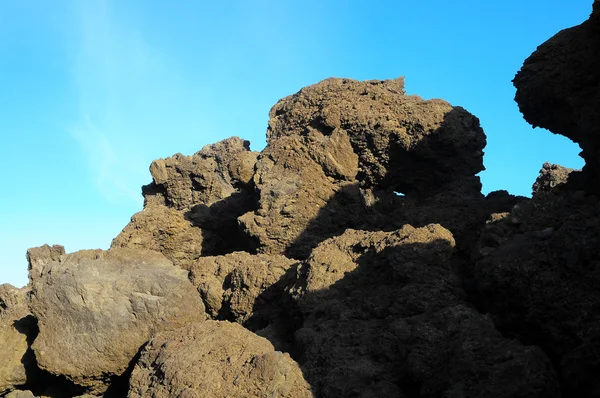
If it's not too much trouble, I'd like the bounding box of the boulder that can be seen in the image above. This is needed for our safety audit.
[112,137,258,268]
[128,321,312,398]
[514,2,600,191]
[532,162,575,195]
[239,77,487,258]
[188,252,298,331]
[27,245,206,393]
[289,225,559,397]
[0,284,32,394]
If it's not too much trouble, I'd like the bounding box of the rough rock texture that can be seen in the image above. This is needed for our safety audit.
[128,321,312,398]
[288,225,558,397]
[513,1,600,192]
[27,245,206,393]
[532,162,575,195]
[0,284,32,394]
[189,252,298,331]
[474,190,600,397]
[4,390,35,398]
[239,77,487,258]
[112,137,258,268]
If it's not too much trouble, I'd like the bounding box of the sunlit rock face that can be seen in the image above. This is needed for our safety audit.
[27,245,206,394]
[239,77,487,259]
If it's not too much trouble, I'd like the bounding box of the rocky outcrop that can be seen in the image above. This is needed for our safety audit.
[474,189,600,396]
[0,284,32,394]
[128,321,312,398]
[532,162,575,195]
[240,77,487,258]
[27,245,206,393]
[112,137,258,268]
[288,225,558,397]
[513,1,600,192]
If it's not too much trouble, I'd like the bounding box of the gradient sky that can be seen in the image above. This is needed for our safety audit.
[0,0,591,287]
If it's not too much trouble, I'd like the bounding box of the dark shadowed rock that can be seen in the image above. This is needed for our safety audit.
[112,137,258,268]
[189,252,298,331]
[27,246,206,394]
[128,321,312,398]
[532,162,575,195]
[514,2,600,191]
[288,225,558,397]
[0,284,31,394]
[239,78,487,258]
[474,190,600,397]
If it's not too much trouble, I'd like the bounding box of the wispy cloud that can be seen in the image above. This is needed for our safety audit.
[67,0,167,206]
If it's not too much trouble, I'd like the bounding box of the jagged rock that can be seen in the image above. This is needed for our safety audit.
[288,225,558,397]
[111,206,204,269]
[532,162,575,194]
[27,246,206,394]
[188,252,298,331]
[514,2,600,191]
[128,321,313,398]
[0,285,32,394]
[112,137,258,268]
[474,191,600,397]
[239,77,487,258]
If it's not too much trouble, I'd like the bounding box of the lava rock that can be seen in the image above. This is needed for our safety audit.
[128,321,313,398]
[27,246,206,393]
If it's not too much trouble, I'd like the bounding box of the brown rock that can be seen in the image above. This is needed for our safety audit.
[239,77,486,258]
[289,225,558,397]
[112,137,258,268]
[189,252,298,330]
[532,162,575,195]
[0,284,31,394]
[27,246,206,393]
[128,321,313,398]
[514,2,600,191]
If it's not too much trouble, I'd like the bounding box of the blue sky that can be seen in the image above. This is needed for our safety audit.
[0,0,591,287]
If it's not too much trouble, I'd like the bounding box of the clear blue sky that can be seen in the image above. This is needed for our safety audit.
[0,0,591,287]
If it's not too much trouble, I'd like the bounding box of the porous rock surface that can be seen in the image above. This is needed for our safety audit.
[531,162,575,195]
[112,137,258,269]
[474,185,600,397]
[0,284,31,394]
[27,245,206,393]
[189,252,298,330]
[514,1,600,191]
[239,77,487,258]
[128,321,312,398]
[288,225,558,397]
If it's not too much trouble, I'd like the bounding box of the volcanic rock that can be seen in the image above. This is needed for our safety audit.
[112,137,258,268]
[532,162,575,195]
[514,2,600,191]
[0,284,32,394]
[474,190,600,397]
[289,225,558,397]
[128,321,312,398]
[239,77,487,258]
[189,252,298,331]
[27,246,206,393]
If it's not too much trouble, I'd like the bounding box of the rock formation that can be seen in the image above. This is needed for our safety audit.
[112,137,258,269]
[239,77,487,258]
[27,246,206,394]
[2,3,600,396]
[514,1,600,192]
[128,321,312,398]
[0,284,31,395]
